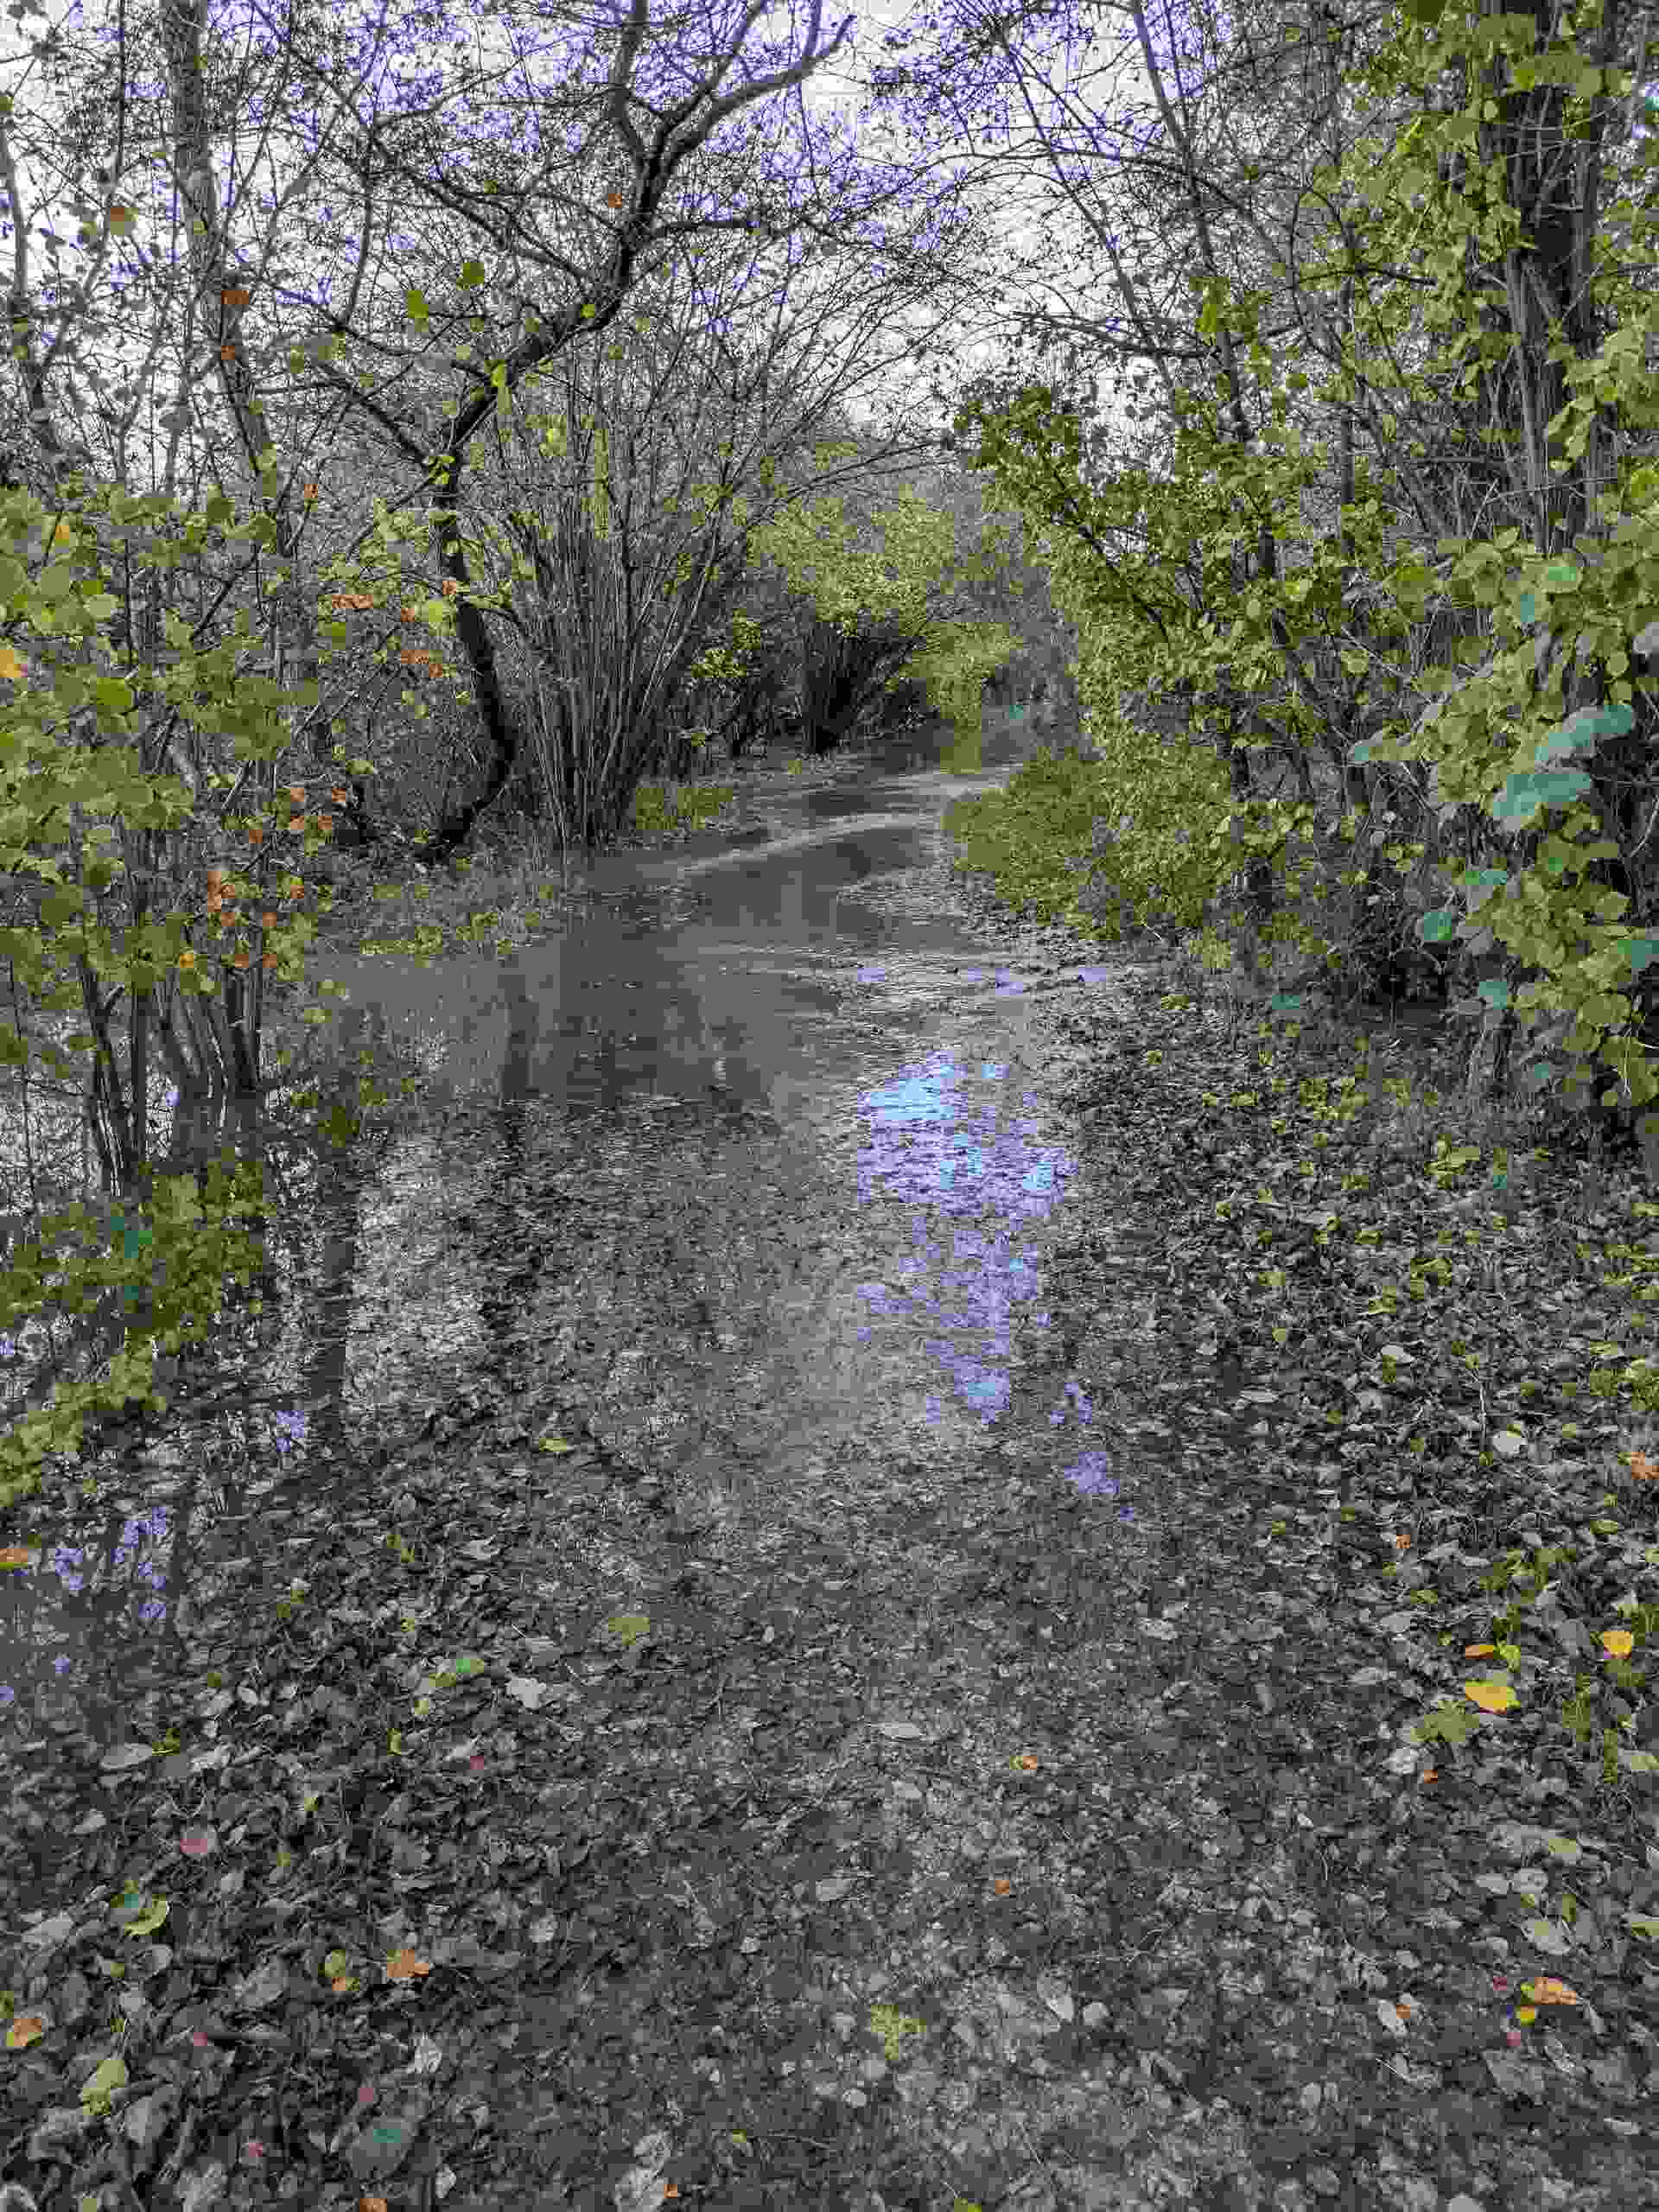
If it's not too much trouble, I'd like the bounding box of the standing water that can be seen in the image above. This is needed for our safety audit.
[1,706,1148,1809]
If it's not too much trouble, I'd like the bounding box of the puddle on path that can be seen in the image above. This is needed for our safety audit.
[0,715,1157,1777]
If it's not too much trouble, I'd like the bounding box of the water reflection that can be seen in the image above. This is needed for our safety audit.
[849,1016,1136,1521]
[0,718,1145,1762]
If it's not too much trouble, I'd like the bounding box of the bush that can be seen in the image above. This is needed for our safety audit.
[942,744,1119,934]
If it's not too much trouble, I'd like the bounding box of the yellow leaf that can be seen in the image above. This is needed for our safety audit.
[0,644,28,679]
[1464,1680,1519,1713]
[1602,1630,1636,1658]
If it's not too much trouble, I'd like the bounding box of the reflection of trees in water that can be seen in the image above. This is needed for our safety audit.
[454,1104,818,1480]
[851,1046,1073,1438]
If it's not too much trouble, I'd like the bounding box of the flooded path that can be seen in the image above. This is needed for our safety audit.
[4,715,1648,2212]
[3,708,1152,1844]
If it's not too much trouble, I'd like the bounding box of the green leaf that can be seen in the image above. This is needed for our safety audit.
[79,2055,129,2115]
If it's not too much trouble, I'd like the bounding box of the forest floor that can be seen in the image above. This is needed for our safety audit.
[3,773,1658,2212]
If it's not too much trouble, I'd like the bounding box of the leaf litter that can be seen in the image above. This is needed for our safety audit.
[0,841,1656,2212]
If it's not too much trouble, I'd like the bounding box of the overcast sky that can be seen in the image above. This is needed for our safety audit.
[0,0,1161,465]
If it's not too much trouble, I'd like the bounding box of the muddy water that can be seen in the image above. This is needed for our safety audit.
[0,711,1149,1760]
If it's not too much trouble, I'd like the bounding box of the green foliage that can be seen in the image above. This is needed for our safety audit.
[0,1157,268,1509]
[0,474,329,1503]
[684,610,766,690]
[942,745,1117,934]
[747,482,1019,750]
[631,779,738,836]
[1063,690,1237,937]
[900,617,1021,769]
[947,0,1659,1143]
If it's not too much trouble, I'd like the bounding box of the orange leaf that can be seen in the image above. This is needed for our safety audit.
[1521,1976,1579,2006]
[1393,1533,1411,1551]
[232,950,251,970]
[302,484,319,501]
[331,786,350,803]
[4,2015,46,2050]
[1465,1643,1497,1657]
[319,814,335,832]
[385,1948,430,1981]
[1629,1451,1659,1482]
[1464,1679,1519,1713]
[247,823,264,846]
[221,285,251,307]
[0,1545,37,1567]
[261,951,277,971]
[287,817,306,835]
[288,785,306,804]
[261,911,278,927]
[992,1877,1011,1896]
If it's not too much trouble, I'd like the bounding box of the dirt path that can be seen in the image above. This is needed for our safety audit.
[3,847,1654,2212]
